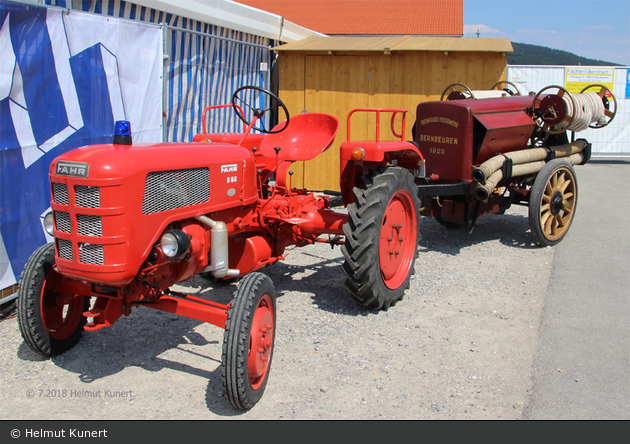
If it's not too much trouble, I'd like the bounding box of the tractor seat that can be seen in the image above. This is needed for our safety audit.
[259,113,339,162]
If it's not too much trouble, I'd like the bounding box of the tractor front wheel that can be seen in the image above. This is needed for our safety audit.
[17,243,88,357]
[342,166,421,310]
[222,272,276,410]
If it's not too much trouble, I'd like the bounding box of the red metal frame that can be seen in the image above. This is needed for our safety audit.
[346,108,408,142]
[139,291,229,329]
[201,104,247,133]
[339,108,425,206]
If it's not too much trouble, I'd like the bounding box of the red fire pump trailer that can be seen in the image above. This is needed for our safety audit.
[409,81,616,245]
[17,83,616,409]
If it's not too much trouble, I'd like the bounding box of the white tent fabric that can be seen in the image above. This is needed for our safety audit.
[131,0,325,42]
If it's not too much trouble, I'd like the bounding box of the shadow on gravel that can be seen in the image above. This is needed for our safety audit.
[17,343,49,362]
[419,213,539,255]
[10,258,365,416]
[265,255,367,315]
[12,212,541,416]
[12,280,245,414]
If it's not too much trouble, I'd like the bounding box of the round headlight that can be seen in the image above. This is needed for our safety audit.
[160,232,179,258]
[44,212,55,236]
[160,230,191,259]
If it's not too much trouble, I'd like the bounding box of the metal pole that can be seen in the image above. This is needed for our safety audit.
[0,292,17,305]
[161,22,170,142]
[167,24,270,50]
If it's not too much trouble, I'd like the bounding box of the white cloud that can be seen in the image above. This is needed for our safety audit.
[464,24,503,37]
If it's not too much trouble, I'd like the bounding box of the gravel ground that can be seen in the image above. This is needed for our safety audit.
[0,204,554,420]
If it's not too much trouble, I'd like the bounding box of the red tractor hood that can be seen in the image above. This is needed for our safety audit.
[48,141,258,286]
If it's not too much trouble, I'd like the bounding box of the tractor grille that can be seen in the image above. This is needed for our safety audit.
[54,211,71,233]
[57,239,73,261]
[52,183,69,205]
[51,181,105,265]
[77,214,103,237]
[75,185,101,208]
[142,167,210,215]
[79,243,105,265]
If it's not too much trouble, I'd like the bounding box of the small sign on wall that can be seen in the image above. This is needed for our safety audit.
[565,67,615,96]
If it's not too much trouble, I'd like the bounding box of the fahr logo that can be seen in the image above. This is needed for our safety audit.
[220,164,238,173]
[55,161,90,178]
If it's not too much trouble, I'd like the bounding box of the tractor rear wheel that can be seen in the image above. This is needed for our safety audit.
[17,243,88,357]
[342,166,421,310]
[222,272,276,410]
[529,159,578,246]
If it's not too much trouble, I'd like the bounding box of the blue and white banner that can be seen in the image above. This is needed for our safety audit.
[0,1,162,290]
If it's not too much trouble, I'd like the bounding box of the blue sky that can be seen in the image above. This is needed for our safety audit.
[464,0,630,66]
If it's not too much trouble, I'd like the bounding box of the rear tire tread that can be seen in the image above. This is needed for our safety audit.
[341,166,421,310]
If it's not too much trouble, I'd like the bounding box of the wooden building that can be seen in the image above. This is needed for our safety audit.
[274,36,513,191]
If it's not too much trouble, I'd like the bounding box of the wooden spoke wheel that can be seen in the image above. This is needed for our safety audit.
[580,84,617,129]
[528,159,578,246]
[440,83,475,101]
[491,80,521,96]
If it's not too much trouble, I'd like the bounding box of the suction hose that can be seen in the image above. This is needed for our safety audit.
[472,140,588,183]
[473,141,587,202]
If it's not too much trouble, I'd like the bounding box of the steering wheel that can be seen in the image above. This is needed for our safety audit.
[491,80,521,96]
[440,83,475,101]
[231,86,290,134]
[579,84,617,129]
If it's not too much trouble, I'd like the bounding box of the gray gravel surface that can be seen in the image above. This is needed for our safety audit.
[0,202,557,420]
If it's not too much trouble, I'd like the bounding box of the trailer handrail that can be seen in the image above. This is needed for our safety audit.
[346,108,408,143]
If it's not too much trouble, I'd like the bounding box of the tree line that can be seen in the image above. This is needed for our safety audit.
[508,42,621,66]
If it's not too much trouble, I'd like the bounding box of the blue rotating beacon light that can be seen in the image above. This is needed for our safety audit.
[113,120,132,145]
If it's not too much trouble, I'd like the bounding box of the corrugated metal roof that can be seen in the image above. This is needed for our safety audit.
[232,0,463,36]
[274,36,513,52]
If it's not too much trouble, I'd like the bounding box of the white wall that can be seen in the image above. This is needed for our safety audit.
[507,65,629,155]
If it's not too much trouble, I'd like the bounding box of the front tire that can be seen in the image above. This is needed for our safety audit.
[529,159,578,246]
[222,272,276,410]
[17,243,88,357]
[342,166,421,310]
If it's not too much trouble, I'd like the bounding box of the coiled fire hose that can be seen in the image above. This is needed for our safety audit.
[473,140,588,201]
[559,92,607,132]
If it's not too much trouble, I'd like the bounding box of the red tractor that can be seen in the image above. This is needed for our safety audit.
[17,83,615,409]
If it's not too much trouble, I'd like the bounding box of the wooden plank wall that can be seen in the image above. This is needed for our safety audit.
[277,50,508,191]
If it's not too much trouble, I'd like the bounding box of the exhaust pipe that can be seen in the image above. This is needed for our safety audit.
[195,215,240,279]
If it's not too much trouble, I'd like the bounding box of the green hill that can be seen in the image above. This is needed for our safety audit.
[508,42,622,66]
